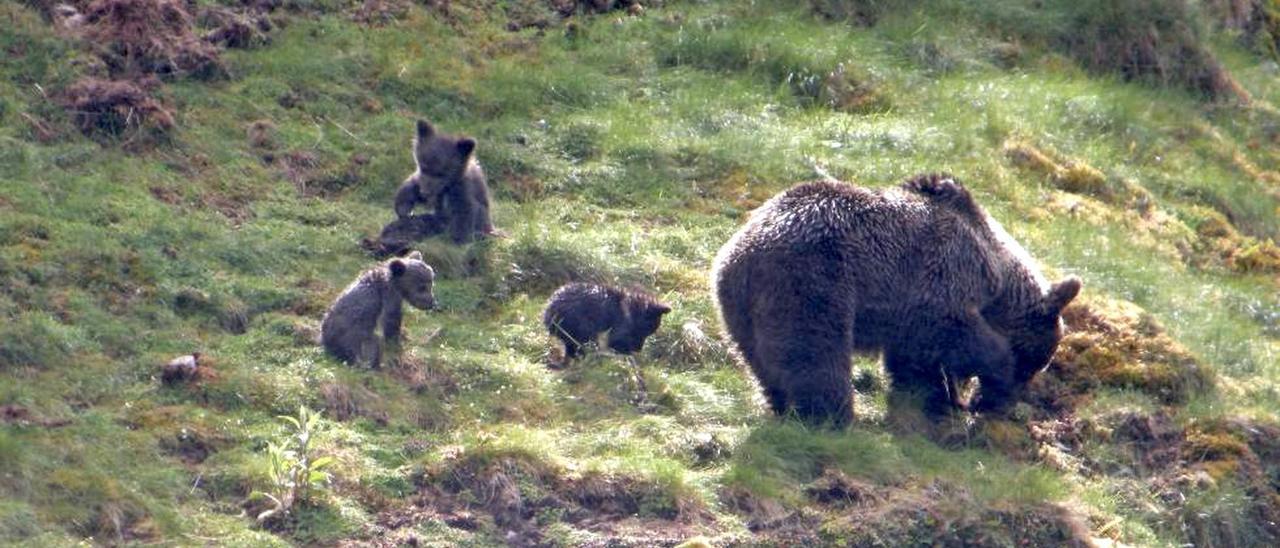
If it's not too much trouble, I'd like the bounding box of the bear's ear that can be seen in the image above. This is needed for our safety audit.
[456,138,476,158]
[406,250,423,262]
[416,119,435,140]
[1045,276,1082,315]
[389,260,407,278]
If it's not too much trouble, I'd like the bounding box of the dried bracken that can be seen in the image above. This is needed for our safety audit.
[82,0,225,80]
[59,76,175,143]
[198,6,274,49]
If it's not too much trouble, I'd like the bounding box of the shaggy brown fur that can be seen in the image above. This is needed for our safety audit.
[542,283,671,363]
[712,175,1081,427]
[394,119,496,244]
[321,252,437,368]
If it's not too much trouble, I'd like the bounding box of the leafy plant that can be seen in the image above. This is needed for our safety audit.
[250,405,334,524]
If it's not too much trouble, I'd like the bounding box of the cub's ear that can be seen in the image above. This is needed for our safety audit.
[456,138,476,158]
[416,119,434,139]
[406,250,423,262]
[1046,276,1082,315]
[389,260,407,278]
[654,303,672,315]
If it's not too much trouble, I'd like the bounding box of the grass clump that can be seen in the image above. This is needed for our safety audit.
[1004,139,1126,200]
[1035,296,1215,409]
[1232,238,1280,273]
[1051,0,1249,101]
[59,77,175,145]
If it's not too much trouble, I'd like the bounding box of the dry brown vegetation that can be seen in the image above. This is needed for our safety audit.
[38,0,278,143]
[58,76,174,145]
[1032,296,1215,412]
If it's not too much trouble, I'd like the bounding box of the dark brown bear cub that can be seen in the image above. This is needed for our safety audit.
[542,283,672,364]
[394,119,495,244]
[711,174,1081,427]
[321,251,437,369]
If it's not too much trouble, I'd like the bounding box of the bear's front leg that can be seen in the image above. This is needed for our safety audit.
[940,312,1015,414]
[379,300,405,369]
[381,300,404,343]
[441,190,475,244]
[394,177,423,219]
[884,350,959,417]
[970,374,1015,414]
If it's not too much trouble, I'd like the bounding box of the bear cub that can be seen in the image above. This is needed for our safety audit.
[394,119,496,244]
[542,282,671,365]
[321,251,437,368]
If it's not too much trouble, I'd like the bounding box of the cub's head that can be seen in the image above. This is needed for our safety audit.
[608,294,672,354]
[1009,276,1082,384]
[388,250,437,311]
[413,119,476,194]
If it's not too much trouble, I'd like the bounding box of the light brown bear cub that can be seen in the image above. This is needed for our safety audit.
[321,251,436,368]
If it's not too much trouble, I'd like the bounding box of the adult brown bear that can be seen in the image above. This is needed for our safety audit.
[711,174,1081,427]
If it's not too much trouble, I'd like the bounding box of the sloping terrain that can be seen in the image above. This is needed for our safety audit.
[2,0,1280,545]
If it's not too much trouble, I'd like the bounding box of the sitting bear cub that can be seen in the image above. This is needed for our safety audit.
[711,174,1081,427]
[321,251,437,368]
[394,119,495,244]
[542,282,671,365]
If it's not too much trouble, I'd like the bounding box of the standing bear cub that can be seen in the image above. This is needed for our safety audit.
[394,119,496,244]
[322,251,437,368]
[543,283,672,365]
[711,174,1081,427]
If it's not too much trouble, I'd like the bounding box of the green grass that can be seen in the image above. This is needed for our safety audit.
[2,0,1280,545]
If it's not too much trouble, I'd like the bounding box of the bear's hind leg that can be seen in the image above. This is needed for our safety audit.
[786,369,853,428]
[323,327,365,366]
[755,330,854,428]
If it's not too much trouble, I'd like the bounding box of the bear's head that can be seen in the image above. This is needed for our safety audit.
[388,250,437,311]
[413,119,477,195]
[1008,276,1082,384]
[607,295,672,354]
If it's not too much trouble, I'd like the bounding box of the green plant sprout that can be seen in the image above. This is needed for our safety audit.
[250,405,334,524]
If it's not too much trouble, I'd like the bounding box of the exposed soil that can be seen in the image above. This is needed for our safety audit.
[356,449,714,546]
[726,472,1093,547]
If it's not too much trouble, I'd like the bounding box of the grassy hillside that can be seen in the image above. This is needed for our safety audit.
[2,0,1279,545]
